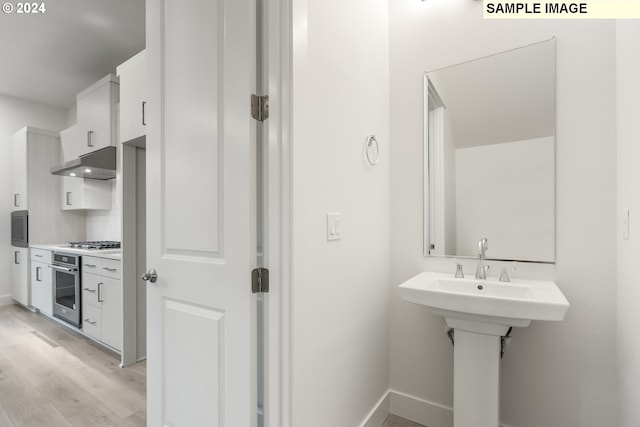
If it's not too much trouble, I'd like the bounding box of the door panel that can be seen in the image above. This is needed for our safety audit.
[163,0,222,256]
[146,0,256,425]
[164,300,224,425]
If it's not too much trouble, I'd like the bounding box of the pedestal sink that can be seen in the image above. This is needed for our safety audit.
[399,272,569,427]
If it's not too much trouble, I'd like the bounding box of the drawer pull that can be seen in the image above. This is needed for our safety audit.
[103,267,118,272]
[83,288,97,293]
[84,319,97,325]
[84,264,97,268]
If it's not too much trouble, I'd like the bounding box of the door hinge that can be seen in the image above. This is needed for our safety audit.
[251,94,269,122]
[251,268,269,293]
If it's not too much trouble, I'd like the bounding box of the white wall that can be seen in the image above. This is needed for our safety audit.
[455,137,554,261]
[390,1,618,426]
[0,94,69,303]
[616,20,640,427]
[290,0,390,425]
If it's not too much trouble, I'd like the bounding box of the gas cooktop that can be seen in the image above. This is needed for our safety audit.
[66,241,121,250]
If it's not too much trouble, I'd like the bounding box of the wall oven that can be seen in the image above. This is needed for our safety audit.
[51,252,81,327]
[11,210,28,248]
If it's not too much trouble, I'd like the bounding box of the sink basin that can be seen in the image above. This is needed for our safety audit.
[399,272,569,330]
[400,271,570,426]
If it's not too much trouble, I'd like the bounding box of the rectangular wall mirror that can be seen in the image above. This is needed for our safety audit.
[424,39,556,263]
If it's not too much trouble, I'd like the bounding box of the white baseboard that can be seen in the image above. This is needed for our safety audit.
[387,389,514,427]
[389,389,453,427]
[360,390,391,427]
[0,295,15,307]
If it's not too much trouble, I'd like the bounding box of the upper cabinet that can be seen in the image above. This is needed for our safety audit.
[117,50,147,145]
[62,74,119,161]
[10,129,28,209]
[11,127,60,212]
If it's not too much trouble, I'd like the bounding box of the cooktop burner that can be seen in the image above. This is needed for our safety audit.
[67,241,121,250]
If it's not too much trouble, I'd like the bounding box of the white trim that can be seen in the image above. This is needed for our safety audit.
[359,391,391,427]
[264,0,293,425]
[390,390,453,427]
[0,297,15,307]
[388,390,514,427]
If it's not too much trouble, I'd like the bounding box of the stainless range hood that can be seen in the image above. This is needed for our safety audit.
[51,146,116,180]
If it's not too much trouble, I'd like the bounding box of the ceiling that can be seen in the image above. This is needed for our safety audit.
[0,0,145,109]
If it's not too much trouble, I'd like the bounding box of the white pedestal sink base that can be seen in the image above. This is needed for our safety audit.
[453,329,500,427]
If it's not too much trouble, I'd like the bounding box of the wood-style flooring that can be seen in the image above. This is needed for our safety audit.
[0,304,146,427]
[382,414,427,427]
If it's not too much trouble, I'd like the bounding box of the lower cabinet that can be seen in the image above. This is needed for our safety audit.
[30,249,53,316]
[11,247,30,306]
[82,256,122,351]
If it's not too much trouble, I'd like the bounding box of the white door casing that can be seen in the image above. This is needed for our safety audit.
[146,0,256,425]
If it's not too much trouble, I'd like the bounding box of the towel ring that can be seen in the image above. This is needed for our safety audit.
[365,135,379,166]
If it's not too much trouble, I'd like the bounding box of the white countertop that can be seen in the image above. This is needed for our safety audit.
[30,243,122,261]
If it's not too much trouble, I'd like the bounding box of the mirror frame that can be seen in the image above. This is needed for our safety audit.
[423,38,556,264]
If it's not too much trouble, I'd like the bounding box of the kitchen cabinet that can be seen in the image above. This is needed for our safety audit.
[10,131,28,209]
[9,127,84,308]
[61,176,111,210]
[82,256,122,351]
[117,50,147,144]
[61,74,119,161]
[30,249,52,316]
[11,247,29,306]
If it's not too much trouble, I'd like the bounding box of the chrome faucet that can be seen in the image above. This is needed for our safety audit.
[475,238,489,280]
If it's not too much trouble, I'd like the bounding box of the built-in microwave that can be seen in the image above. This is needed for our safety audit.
[11,210,28,248]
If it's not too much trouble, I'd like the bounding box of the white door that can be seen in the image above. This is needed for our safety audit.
[146,0,256,426]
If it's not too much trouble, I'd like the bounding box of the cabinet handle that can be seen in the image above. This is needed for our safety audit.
[83,264,97,268]
[87,130,94,147]
[14,251,19,264]
[66,192,72,206]
[84,319,97,325]
[98,282,103,303]
[83,288,96,293]
[142,101,147,126]
[13,194,19,207]
[36,266,42,282]
[35,254,43,258]
[103,267,117,272]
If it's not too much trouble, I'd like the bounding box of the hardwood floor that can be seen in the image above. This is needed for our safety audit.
[382,414,427,427]
[0,304,146,427]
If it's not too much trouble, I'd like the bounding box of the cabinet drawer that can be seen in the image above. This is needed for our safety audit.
[82,257,101,274]
[82,304,101,340]
[30,248,52,263]
[99,258,121,279]
[82,274,102,306]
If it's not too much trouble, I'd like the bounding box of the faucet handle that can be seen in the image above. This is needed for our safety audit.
[455,263,464,278]
[499,266,517,282]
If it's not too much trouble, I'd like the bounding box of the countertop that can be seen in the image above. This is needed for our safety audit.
[29,243,122,261]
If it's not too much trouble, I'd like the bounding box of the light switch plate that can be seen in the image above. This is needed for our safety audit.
[327,213,342,241]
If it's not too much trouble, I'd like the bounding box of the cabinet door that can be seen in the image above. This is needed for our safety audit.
[60,125,84,162]
[11,247,30,306]
[118,50,147,143]
[101,276,122,351]
[61,176,85,210]
[10,130,28,209]
[31,260,52,316]
[61,177,111,210]
[77,80,117,156]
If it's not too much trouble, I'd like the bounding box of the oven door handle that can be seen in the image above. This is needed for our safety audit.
[50,265,78,273]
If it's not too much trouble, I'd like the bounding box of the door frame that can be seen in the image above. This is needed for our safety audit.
[263,0,293,425]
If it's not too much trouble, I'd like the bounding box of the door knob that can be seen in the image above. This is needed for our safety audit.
[141,268,158,283]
